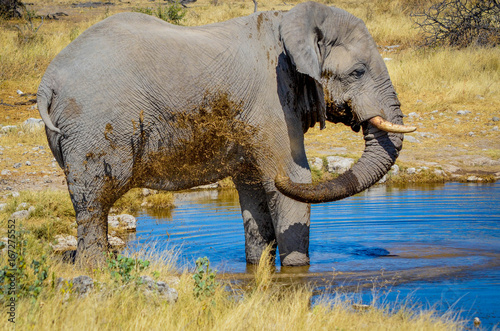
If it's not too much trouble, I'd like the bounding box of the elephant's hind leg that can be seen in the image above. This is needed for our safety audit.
[64,155,132,266]
[234,175,277,265]
[69,183,111,265]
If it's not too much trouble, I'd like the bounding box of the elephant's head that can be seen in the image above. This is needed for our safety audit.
[276,2,416,203]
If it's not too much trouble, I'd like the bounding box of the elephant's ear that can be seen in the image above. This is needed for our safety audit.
[279,2,328,82]
[279,2,330,131]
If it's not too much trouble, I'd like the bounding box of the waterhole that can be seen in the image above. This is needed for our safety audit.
[128,182,500,327]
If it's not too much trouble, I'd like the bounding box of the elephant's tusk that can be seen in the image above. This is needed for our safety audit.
[369,116,417,133]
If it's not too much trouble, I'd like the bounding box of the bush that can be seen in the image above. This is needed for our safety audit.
[0,0,23,19]
[192,257,218,299]
[107,254,151,284]
[133,2,186,25]
[412,0,500,48]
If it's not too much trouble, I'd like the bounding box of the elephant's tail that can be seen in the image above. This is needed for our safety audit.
[37,87,67,170]
[37,89,62,135]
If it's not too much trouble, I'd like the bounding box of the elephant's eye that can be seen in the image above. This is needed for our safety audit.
[350,68,365,79]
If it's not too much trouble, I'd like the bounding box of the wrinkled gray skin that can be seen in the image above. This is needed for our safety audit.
[38,2,406,266]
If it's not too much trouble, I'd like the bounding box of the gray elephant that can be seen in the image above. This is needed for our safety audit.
[37,1,415,266]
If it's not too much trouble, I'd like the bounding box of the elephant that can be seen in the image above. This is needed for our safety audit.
[37,1,415,266]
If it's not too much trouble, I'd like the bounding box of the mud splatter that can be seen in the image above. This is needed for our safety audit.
[323,88,359,131]
[104,123,117,149]
[131,92,261,188]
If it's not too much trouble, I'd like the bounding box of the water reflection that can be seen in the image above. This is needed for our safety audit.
[132,182,500,327]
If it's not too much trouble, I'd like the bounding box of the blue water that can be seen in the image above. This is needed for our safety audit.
[130,182,500,328]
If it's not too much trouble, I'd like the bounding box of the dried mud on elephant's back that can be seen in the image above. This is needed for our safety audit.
[136,92,262,184]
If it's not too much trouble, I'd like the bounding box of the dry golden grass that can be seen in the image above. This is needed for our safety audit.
[0,244,462,331]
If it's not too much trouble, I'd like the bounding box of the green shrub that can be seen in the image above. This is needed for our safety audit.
[133,2,187,25]
[193,257,218,299]
[107,254,150,284]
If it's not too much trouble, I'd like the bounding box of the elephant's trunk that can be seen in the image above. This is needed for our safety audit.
[275,112,407,204]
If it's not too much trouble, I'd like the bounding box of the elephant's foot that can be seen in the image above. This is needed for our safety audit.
[281,251,310,266]
[75,224,108,268]
[245,244,277,265]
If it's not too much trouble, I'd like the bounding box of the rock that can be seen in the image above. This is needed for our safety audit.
[390,164,399,176]
[1,125,17,132]
[25,161,31,166]
[108,214,137,231]
[16,202,30,211]
[309,157,324,171]
[108,235,125,248]
[192,183,218,190]
[492,126,499,132]
[10,210,30,220]
[407,167,416,174]
[468,131,474,137]
[22,118,44,130]
[51,235,78,252]
[57,275,94,297]
[492,117,499,122]
[13,163,22,169]
[434,169,444,176]
[139,275,178,304]
[430,110,439,114]
[0,203,7,211]
[474,317,481,327]
[71,275,94,296]
[404,135,420,143]
[142,188,151,197]
[108,217,120,228]
[467,176,482,182]
[408,112,419,118]
[1,169,11,176]
[457,110,471,115]
[378,174,387,184]
[11,191,20,198]
[326,156,354,174]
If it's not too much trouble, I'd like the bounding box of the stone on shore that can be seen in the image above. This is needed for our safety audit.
[139,275,178,304]
[108,214,137,231]
[51,235,78,252]
[326,156,354,174]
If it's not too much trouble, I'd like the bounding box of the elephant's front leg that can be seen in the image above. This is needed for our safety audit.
[265,187,311,266]
[234,175,277,264]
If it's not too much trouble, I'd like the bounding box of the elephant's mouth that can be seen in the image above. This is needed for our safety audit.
[325,100,361,132]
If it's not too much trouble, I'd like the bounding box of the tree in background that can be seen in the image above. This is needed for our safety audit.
[412,0,500,48]
[0,0,24,18]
